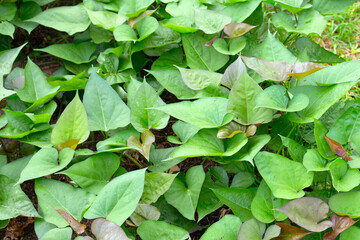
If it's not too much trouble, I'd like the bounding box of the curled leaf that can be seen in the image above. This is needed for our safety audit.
[127,10,156,28]
[217,121,246,139]
[126,204,160,227]
[127,130,155,160]
[277,197,332,232]
[224,22,256,38]
[275,223,311,240]
[54,207,86,235]
[323,215,357,240]
[324,136,353,161]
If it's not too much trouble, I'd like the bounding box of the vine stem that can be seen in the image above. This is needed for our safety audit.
[124,152,143,169]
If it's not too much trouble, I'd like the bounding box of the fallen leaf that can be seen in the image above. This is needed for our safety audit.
[324,136,353,161]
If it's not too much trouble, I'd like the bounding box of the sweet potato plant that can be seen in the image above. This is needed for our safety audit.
[1,0,360,239]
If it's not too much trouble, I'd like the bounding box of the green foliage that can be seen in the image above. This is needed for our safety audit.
[1,0,360,239]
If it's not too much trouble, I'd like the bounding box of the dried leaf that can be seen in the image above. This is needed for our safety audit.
[54,208,86,235]
[127,130,155,160]
[57,139,80,152]
[323,215,357,240]
[224,23,256,38]
[127,10,156,28]
[324,136,353,161]
[287,62,325,79]
[275,223,311,240]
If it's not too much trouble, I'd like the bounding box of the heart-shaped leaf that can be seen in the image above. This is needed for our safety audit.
[221,56,245,89]
[200,215,242,240]
[137,221,190,240]
[328,158,360,192]
[330,192,360,218]
[277,197,332,232]
[323,215,357,240]
[194,8,232,34]
[141,172,177,204]
[91,218,131,240]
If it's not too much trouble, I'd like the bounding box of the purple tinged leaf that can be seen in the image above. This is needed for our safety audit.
[91,218,131,240]
[277,197,332,232]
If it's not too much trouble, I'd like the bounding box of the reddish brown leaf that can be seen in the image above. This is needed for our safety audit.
[223,23,256,38]
[324,136,353,161]
[275,223,311,240]
[54,208,86,235]
[57,139,80,152]
[323,215,357,240]
[205,37,218,46]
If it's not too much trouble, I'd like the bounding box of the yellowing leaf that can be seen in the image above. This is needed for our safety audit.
[127,130,155,160]
[57,139,80,151]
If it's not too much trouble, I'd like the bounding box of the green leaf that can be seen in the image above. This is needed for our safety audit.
[227,70,273,125]
[194,8,232,34]
[329,158,360,192]
[17,147,74,184]
[213,37,247,55]
[182,32,229,71]
[0,21,15,38]
[251,181,288,223]
[176,67,223,90]
[0,155,31,181]
[273,10,326,35]
[222,135,270,165]
[35,178,95,227]
[83,70,130,131]
[237,218,265,240]
[109,0,155,18]
[96,128,139,151]
[231,172,255,189]
[137,221,190,240]
[11,1,42,34]
[340,226,360,240]
[152,97,233,129]
[280,135,307,162]
[287,82,357,123]
[255,152,314,199]
[172,120,200,143]
[312,0,357,14]
[130,80,169,132]
[36,42,96,64]
[303,149,329,172]
[0,3,17,21]
[256,85,309,112]
[213,188,256,221]
[39,227,72,240]
[327,102,360,144]
[330,192,360,218]
[221,56,245,89]
[200,215,242,240]
[60,153,120,194]
[28,4,90,35]
[274,0,312,13]
[170,129,248,159]
[137,16,159,41]
[51,92,90,148]
[261,33,297,64]
[295,37,345,64]
[15,58,59,103]
[148,148,185,172]
[86,10,126,31]
[0,174,39,220]
[91,218,131,240]
[221,0,262,23]
[141,172,178,205]
[128,204,160,227]
[277,197,332,232]
[314,119,335,159]
[113,24,138,41]
[84,168,146,226]
[164,165,205,220]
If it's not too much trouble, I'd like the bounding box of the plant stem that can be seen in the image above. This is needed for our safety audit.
[276,123,297,155]
[124,152,143,168]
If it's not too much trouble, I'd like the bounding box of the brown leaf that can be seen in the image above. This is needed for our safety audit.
[57,139,80,152]
[275,223,311,240]
[224,23,256,38]
[54,208,86,235]
[323,215,357,240]
[169,165,180,174]
[127,10,156,28]
[324,136,353,161]
[287,62,325,79]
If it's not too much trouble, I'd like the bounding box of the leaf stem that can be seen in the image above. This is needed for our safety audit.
[124,152,143,168]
